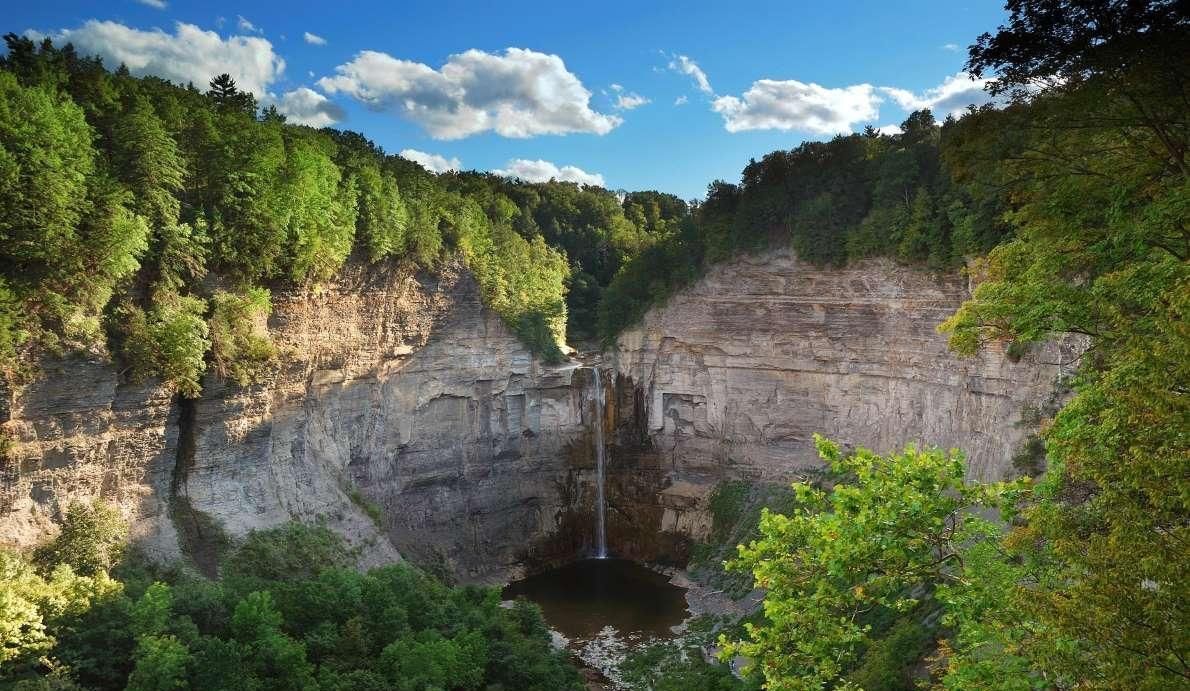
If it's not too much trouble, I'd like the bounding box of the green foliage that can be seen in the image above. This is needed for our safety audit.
[222,523,353,585]
[125,634,191,691]
[0,277,25,368]
[0,504,124,684]
[4,522,581,690]
[621,638,759,691]
[352,162,408,261]
[469,225,570,361]
[0,68,150,354]
[844,617,934,691]
[33,501,128,577]
[687,480,796,599]
[346,488,383,527]
[282,131,358,283]
[208,288,276,387]
[116,295,210,397]
[721,436,999,690]
[935,3,1190,686]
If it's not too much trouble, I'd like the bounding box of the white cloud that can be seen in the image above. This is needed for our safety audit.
[399,149,461,173]
[493,158,605,187]
[941,43,960,52]
[318,48,620,140]
[236,16,260,34]
[880,72,993,116]
[275,87,344,127]
[34,20,284,97]
[303,31,326,46]
[612,88,649,110]
[668,54,712,94]
[674,95,688,106]
[136,0,167,9]
[712,79,880,135]
[876,123,903,135]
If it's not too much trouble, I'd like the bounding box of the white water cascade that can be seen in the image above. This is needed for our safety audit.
[591,365,608,559]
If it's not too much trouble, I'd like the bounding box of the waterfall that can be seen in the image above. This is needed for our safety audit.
[591,365,608,559]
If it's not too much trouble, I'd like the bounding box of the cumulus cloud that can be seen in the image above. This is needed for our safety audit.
[880,72,994,116]
[399,149,461,173]
[493,159,605,187]
[609,84,649,110]
[674,95,688,106]
[34,20,284,96]
[276,87,344,127]
[876,123,903,135]
[318,48,620,139]
[941,43,960,52]
[136,0,167,9]
[712,79,880,135]
[303,32,326,46]
[668,54,712,94]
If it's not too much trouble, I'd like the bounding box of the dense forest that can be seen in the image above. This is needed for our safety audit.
[0,28,1006,386]
[1,0,1186,689]
[1,505,582,690]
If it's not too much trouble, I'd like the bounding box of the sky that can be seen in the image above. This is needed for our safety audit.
[8,1,1010,200]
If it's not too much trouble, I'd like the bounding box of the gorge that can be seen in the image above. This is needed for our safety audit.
[2,3,1185,686]
[0,247,1072,582]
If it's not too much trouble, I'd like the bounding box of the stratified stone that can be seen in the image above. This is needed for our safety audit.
[607,248,1078,557]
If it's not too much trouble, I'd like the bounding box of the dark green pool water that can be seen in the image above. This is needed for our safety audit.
[503,558,689,642]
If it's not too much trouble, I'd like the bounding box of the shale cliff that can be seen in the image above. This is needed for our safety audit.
[1,250,1072,577]
[1,260,597,580]
[602,248,1077,562]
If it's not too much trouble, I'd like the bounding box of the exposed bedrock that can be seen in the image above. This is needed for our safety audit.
[602,248,1078,562]
[1,260,597,581]
[0,248,1073,578]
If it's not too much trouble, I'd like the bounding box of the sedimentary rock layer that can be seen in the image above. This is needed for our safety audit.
[606,248,1076,553]
[1,260,593,580]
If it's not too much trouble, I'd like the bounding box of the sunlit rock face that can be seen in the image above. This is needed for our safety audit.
[0,248,1074,578]
[0,355,181,561]
[1,260,594,581]
[606,247,1079,556]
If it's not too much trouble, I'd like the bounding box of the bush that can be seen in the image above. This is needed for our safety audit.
[116,294,210,398]
[208,288,276,387]
[33,501,128,577]
[222,522,352,584]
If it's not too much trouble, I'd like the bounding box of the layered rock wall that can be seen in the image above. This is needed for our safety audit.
[1,260,597,580]
[1,249,1072,577]
[605,248,1076,559]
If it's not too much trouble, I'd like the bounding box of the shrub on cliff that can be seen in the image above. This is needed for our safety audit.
[33,501,129,578]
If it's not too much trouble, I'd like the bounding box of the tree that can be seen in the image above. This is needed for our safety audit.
[113,97,185,228]
[0,549,123,682]
[968,0,1189,176]
[206,74,256,116]
[720,436,999,691]
[33,501,128,577]
[207,288,275,388]
[125,634,191,691]
[938,2,1190,686]
[281,131,358,283]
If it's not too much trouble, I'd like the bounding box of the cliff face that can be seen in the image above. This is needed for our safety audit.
[0,355,181,561]
[1,260,596,580]
[605,248,1077,561]
[0,249,1072,578]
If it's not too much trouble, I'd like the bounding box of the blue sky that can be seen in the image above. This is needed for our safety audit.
[10,1,1008,199]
